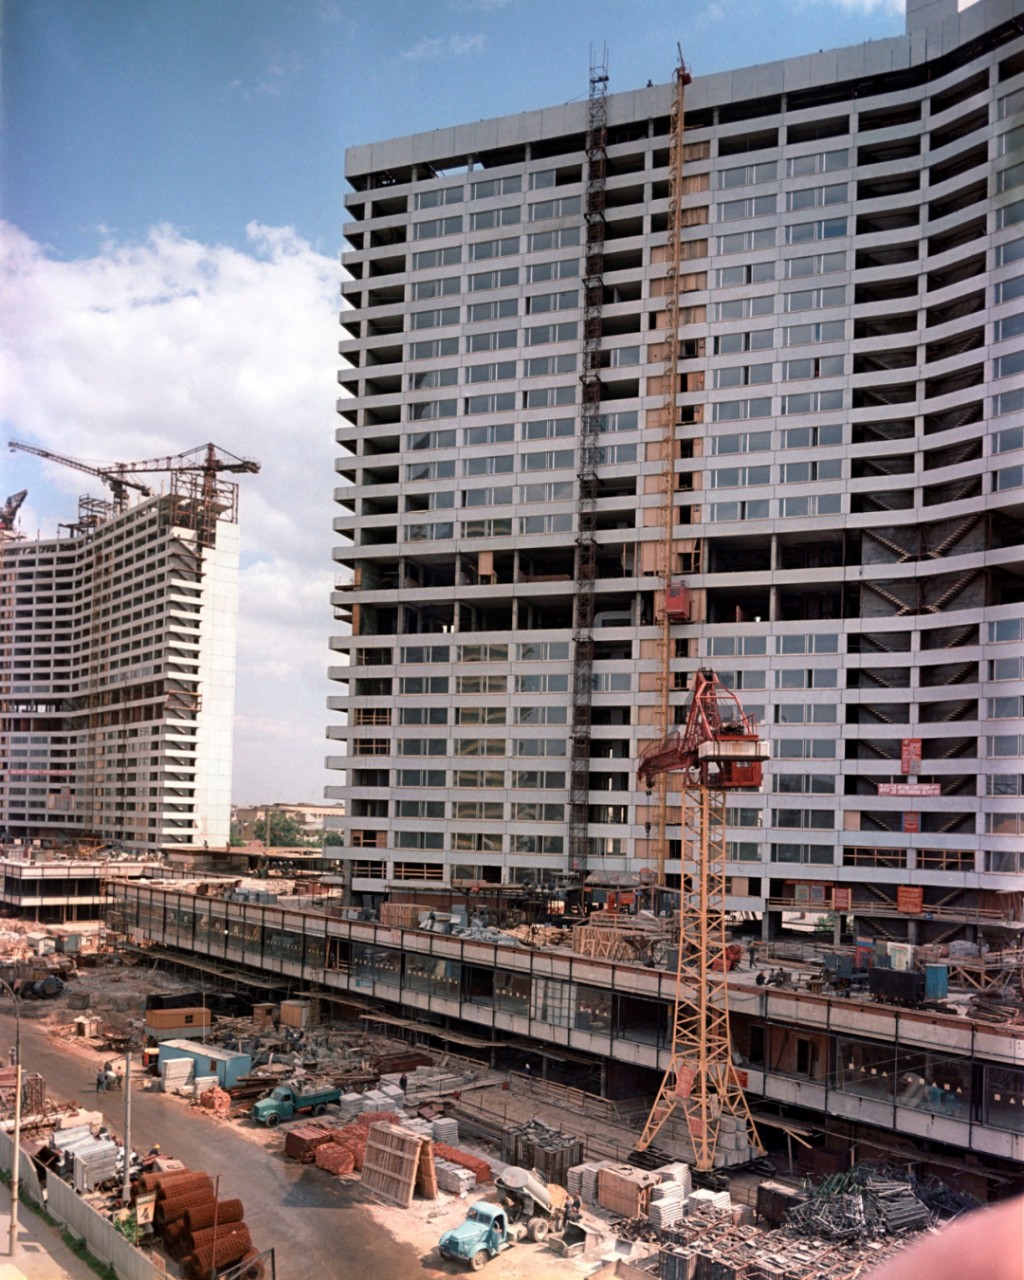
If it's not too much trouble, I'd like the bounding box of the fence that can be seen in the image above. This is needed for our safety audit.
[0,1124,160,1280]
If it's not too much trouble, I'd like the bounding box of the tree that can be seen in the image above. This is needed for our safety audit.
[253,812,307,847]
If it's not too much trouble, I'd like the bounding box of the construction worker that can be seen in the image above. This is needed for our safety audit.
[96,1070,106,1092]
[115,1066,124,1091]
[399,1073,408,1093]
[747,940,758,969]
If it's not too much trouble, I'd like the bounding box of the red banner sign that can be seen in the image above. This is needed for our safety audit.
[897,886,924,914]
[900,738,922,774]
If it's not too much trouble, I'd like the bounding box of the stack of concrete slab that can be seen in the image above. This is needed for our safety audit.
[161,1057,193,1092]
[379,1083,406,1107]
[359,1088,392,1113]
[337,1092,364,1121]
[648,1180,687,1231]
[567,1160,606,1202]
[435,1160,476,1195]
[714,1114,756,1165]
[432,1116,459,1145]
[192,1076,218,1095]
[691,1187,732,1213]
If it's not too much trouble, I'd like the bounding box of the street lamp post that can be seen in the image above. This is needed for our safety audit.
[0,980,21,1257]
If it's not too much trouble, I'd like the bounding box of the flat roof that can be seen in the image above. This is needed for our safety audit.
[158,1040,250,1062]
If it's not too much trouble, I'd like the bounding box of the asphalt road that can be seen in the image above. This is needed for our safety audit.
[6,1008,433,1280]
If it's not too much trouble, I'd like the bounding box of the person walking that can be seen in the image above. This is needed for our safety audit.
[115,1066,124,1091]
[524,1062,533,1087]
[96,1070,106,1092]
[399,1073,408,1093]
[747,940,758,969]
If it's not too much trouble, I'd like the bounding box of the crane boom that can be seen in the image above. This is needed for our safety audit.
[9,441,152,511]
[114,442,261,477]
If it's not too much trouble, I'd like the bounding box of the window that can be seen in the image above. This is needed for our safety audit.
[462,517,512,537]
[470,267,519,291]
[524,385,575,408]
[787,149,848,177]
[526,321,578,346]
[454,738,505,757]
[716,262,775,287]
[457,643,508,661]
[469,237,519,260]
[526,353,576,377]
[786,217,847,243]
[415,186,463,209]
[407,428,456,451]
[467,329,516,353]
[990,618,1023,643]
[411,276,460,300]
[780,493,841,516]
[464,422,514,445]
[998,161,1024,196]
[785,286,845,312]
[409,337,459,360]
[511,801,564,821]
[995,312,1024,342]
[711,397,772,421]
[995,466,1024,492]
[773,808,834,828]
[453,769,505,788]
[408,398,457,420]
[400,707,447,725]
[467,360,516,383]
[529,169,558,189]
[517,641,569,661]
[787,183,846,211]
[471,175,522,199]
[594,442,636,465]
[718,228,775,255]
[527,226,581,252]
[714,295,773,320]
[997,239,1024,267]
[408,367,457,390]
[714,330,772,354]
[523,417,574,440]
[397,798,445,817]
[398,738,447,756]
[719,195,776,221]
[527,290,578,314]
[412,306,460,330]
[771,842,833,863]
[414,215,463,239]
[510,834,564,854]
[527,258,580,282]
[710,430,771,455]
[463,454,514,476]
[413,245,461,269]
[452,801,504,820]
[719,161,778,188]
[529,195,581,220]
[515,673,568,693]
[514,739,567,756]
[709,499,770,521]
[523,448,574,471]
[470,206,520,229]
[779,459,842,483]
[399,676,448,695]
[774,773,835,794]
[403,520,454,542]
[786,251,846,278]
[467,298,517,322]
[597,410,639,432]
[463,485,513,507]
[398,768,445,786]
[991,697,1024,720]
[775,703,838,724]
[783,320,845,346]
[987,774,1024,795]
[776,738,837,758]
[514,705,567,724]
[400,644,449,663]
[713,363,772,388]
[778,634,840,654]
[708,465,770,488]
[781,390,844,414]
[996,389,1024,416]
[995,275,1024,304]
[455,673,508,693]
[783,355,844,379]
[512,770,565,788]
[465,392,516,414]
[995,351,1024,379]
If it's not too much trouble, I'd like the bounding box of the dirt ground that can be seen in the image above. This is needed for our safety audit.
[16,952,646,1278]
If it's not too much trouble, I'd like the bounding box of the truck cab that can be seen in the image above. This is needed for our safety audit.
[438,1201,519,1270]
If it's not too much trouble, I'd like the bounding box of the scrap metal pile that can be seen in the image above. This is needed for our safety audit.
[785,1163,979,1243]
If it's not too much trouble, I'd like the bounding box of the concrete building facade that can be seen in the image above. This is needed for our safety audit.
[331,0,1024,944]
[0,489,240,854]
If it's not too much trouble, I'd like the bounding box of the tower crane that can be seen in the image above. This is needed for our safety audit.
[635,669,768,1170]
[8,442,153,512]
[1,490,28,533]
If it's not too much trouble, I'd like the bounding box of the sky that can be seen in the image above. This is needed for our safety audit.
[0,0,907,806]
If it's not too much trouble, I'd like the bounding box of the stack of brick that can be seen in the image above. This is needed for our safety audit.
[432,1142,492,1186]
[284,1124,335,1163]
[198,1086,233,1118]
[315,1142,356,1176]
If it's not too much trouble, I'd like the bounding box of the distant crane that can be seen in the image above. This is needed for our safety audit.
[635,669,768,1170]
[0,490,28,533]
[8,442,152,512]
[7,441,260,541]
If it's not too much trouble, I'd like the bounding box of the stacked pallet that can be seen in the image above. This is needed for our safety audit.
[596,1164,660,1219]
[567,1160,605,1202]
[380,902,424,928]
[361,1121,428,1208]
[337,1092,364,1121]
[501,1118,584,1183]
[648,1181,687,1231]
[160,1057,193,1092]
[284,1123,335,1163]
[435,1160,477,1194]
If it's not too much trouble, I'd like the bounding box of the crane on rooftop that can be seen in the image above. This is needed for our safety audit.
[8,442,153,512]
[635,669,768,1171]
[1,490,28,533]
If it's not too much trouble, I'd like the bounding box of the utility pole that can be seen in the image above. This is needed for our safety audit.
[122,1048,132,1205]
[9,1061,20,1256]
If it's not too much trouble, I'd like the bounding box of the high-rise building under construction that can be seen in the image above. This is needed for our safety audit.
[331,0,1024,946]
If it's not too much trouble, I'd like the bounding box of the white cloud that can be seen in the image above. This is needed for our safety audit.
[803,0,904,12]
[401,33,487,60]
[0,220,342,804]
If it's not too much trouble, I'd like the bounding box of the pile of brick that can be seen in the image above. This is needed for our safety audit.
[284,1123,335,1163]
[305,1109,404,1175]
[198,1087,232,1118]
[433,1142,492,1186]
[315,1142,356,1176]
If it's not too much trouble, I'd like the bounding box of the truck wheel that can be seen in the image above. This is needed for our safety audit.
[528,1218,549,1243]
[265,1112,281,1128]
[313,1104,327,1116]
[469,1251,488,1272]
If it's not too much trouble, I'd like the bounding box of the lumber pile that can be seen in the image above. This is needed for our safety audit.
[284,1123,335,1163]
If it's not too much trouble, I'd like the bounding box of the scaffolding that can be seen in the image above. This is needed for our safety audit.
[569,47,609,876]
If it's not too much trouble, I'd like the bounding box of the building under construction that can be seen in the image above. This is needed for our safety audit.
[0,444,257,855]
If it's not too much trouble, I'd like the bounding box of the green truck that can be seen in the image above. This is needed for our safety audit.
[250,1082,341,1127]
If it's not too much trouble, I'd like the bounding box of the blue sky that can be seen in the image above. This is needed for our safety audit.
[0,0,907,805]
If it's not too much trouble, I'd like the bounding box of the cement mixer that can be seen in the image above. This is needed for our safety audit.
[438,1165,569,1269]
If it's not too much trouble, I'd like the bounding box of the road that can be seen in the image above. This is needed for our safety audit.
[6,1009,432,1280]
